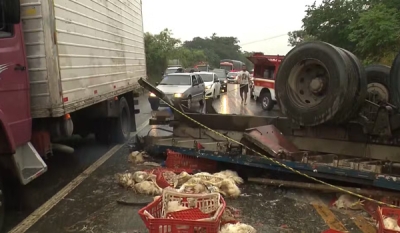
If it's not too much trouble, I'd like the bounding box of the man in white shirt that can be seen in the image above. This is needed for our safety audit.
[237,65,250,105]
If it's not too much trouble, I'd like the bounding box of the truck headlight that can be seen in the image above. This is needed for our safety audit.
[149,92,156,97]
[174,93,183,98]
[224,80,227,83]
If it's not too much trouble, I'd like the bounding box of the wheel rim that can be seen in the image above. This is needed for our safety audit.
[121,108,129,136]
[287,59,329,109]
[262,96,269,108]
[367,82,389,103]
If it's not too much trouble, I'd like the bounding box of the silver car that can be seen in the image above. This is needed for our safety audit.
[148,73,205,110]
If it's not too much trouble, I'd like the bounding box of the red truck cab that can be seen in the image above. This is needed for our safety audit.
[0,7,31,155]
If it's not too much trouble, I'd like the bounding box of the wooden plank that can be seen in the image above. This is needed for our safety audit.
[346,210,376,233]
[312,203,348,232]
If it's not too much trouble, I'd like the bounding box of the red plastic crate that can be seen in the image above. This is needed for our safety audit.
[166,208,211,220]
[144,168,194,189]
[378,206,400,233]
[138,191,225,233]
[166,149,217,172]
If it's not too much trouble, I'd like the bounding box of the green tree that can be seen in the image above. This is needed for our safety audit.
[172,47,207,68]
[183,34,245,68]
[144,29,180,81]
[348,3,400,63]
[288,0,400,64]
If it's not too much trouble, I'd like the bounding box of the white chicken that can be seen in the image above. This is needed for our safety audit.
[333,194,364,210]
[219,223,256,233]
[377,216,400,231]
[128,151,145,164]
[115,173,135,188]
[134,181,162,195]
[213,170,244,185]
[132,171,150,183]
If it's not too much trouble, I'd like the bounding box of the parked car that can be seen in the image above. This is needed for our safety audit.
[195,72,221,99]
[227,72,238,83]
[212,69,228,92]
[148,73,205,110]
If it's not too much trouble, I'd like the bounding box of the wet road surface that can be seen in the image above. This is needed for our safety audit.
[6,85,375,233]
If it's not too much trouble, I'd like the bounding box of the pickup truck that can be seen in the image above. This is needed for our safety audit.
[0,0,146,229]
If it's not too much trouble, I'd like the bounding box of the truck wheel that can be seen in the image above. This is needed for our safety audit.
[260,92,274,111]
[112,97,131,143]
[390,52,400,109]
[275,41,350,126]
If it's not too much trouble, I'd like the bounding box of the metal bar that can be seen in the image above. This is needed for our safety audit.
[248,177,400,198]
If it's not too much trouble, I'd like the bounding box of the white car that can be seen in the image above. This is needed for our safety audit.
[195,72,221,99]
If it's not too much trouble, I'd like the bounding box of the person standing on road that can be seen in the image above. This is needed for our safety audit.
[237,65,250,105]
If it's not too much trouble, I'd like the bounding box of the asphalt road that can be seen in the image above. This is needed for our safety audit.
[4,84,374,233]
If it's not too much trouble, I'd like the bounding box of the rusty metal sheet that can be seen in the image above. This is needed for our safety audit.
[243,125,302,160]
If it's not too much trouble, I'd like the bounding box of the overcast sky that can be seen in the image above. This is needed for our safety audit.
[142,0,322,56]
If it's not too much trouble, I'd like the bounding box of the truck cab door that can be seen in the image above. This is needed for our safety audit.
[0,24,31,152]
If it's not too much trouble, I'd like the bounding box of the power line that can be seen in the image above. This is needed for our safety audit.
[240,33,288,46]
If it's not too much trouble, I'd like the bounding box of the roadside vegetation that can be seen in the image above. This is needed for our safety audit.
[144,29,254,84]
[288,0,400,65]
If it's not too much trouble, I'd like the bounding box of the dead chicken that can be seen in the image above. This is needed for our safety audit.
[132,171,150,183]
[213,170,244,185]
[134,181,162,195]
[165,200,189,215]
[115,173,135,188]
[377,216,400,231]
[333,194,364,210]
[218,179,241,198]
[177,171,193,186]
[219,223,256,233]
[128,151,145,164]
[162,170,179,188]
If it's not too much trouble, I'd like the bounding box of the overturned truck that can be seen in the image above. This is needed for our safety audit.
[140,41,400,192]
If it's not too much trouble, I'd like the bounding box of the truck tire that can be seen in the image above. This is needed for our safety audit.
[275,41,350,126]
[331,48,361,124]
[260,91,274,111]
[112,97,131,143]
[365,64,391,105]
[390,52,400,108]
[339,49,367,121]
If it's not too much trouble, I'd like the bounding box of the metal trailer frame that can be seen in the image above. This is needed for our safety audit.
[138,78,400,192]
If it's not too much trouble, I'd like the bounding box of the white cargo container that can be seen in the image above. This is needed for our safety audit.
[20,0,146,118]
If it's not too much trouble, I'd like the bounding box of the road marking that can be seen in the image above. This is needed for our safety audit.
[9,120,149,233]
[304,191,348,232]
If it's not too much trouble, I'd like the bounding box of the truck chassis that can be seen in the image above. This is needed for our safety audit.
[138,75,400,192]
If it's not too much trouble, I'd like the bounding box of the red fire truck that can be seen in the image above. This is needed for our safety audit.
[247,53,284,111]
